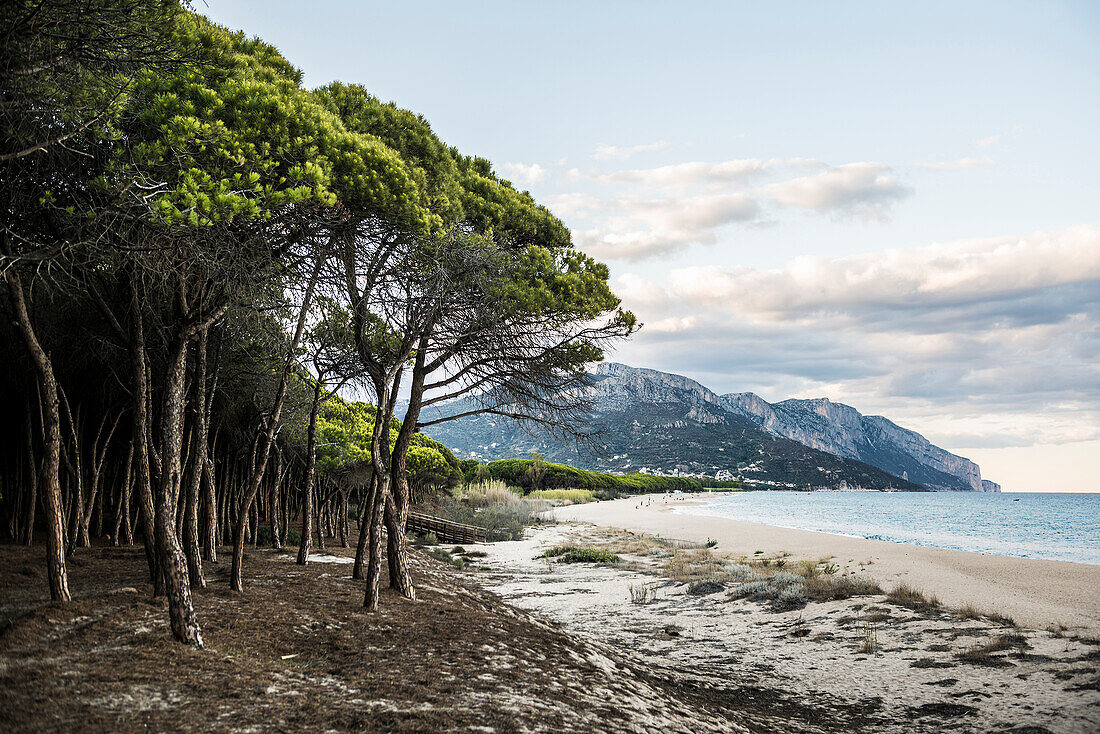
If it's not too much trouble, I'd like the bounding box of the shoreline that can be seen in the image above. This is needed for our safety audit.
[552,494,1100,634]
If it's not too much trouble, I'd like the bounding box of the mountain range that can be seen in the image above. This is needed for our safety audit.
[422,362,1000,492]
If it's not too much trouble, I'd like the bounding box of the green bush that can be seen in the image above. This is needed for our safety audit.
[547,545,620,564]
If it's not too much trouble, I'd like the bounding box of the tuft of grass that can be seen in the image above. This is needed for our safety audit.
[956,633,1029,665]
[955,603,1015,627]
[860,622,879,654]
[547,545,620,564]
[957,604,983,621]
[687,578,725,596]
[629,583,658,604]
[422,533,439,546]
[426,547,467,568]
[886,583,940,611]
[803,573,881,602]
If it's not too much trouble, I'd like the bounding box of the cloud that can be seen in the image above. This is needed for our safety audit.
[501,161,547,185]
[665,226,1100,317]
[914,156,995,171]
[608,227,1100,452]
[974,134,1001,148]
[572,192,762,260]
[592,158,781,187]
[760,162,912,217]
[555,159,906,261]
[592,141,667,160]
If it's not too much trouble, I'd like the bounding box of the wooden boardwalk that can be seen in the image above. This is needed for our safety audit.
[407,510,487,545]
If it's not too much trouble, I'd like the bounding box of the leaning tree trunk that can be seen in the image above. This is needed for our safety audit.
[4,265,70,601]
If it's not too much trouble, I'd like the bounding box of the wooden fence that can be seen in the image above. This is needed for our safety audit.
[407,510,487,545]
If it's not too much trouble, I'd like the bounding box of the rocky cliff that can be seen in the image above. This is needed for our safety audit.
[718,385,996,492]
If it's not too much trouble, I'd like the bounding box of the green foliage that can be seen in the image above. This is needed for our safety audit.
[547,546,620,564]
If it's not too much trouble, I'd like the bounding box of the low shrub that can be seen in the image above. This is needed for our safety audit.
[547,545,620,564]
[687,578,725,596]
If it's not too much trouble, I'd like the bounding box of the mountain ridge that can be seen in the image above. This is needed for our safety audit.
[421,363,990,491]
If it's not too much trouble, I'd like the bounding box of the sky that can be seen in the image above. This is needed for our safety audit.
[199,1,1100,491]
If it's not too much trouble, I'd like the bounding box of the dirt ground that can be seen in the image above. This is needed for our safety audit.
[0,539,767,734]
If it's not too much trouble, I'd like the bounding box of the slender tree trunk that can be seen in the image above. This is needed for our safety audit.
[184,329,209,587]
[113,445,134,546]
[352,474,373,580]
[270,447,282,549]
[22,403,37,545]
[296,379,323,565]
[129,278,161,594]
[4,264,70,601]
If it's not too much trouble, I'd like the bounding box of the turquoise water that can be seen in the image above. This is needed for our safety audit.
[677,491,1100,565]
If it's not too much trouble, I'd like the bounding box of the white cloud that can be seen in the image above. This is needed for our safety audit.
[592,141,668,160]
[914,156,995,171]
[665,225,1100,316]
[975,134,1001,148]
[573,192,762,260]
[501,161,547,185]
[593,158,779,187]
[760,162,912,217]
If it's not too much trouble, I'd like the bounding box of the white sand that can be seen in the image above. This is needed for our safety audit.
[552,494,1100,633]
[470,521,1100,733]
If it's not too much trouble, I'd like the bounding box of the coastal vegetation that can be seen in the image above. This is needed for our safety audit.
[0,0,634,646]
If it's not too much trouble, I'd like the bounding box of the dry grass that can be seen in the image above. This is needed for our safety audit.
[464,480,523,507]
[956,603,1016,627]
[886,583,941,611]
[956,633,1029,665]
[664,549,728,583]
[804,573,881,602]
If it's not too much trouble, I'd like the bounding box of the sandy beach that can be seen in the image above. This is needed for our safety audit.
[552,494,1100,634]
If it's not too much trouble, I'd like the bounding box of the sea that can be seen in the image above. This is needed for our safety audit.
[675,491,1100,565]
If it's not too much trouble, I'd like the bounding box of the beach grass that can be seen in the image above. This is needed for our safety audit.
[886,583,941,611]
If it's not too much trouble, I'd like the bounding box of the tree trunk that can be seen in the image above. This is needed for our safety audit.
[22,403,37,545]
[4,264,70,601]
[386,340,429,599]
[270,447,282,549]
[155,336,204,647]
[296,379,323,565]
[184,329,209,587]
[352,474,373,580]
[129,278,161,594]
